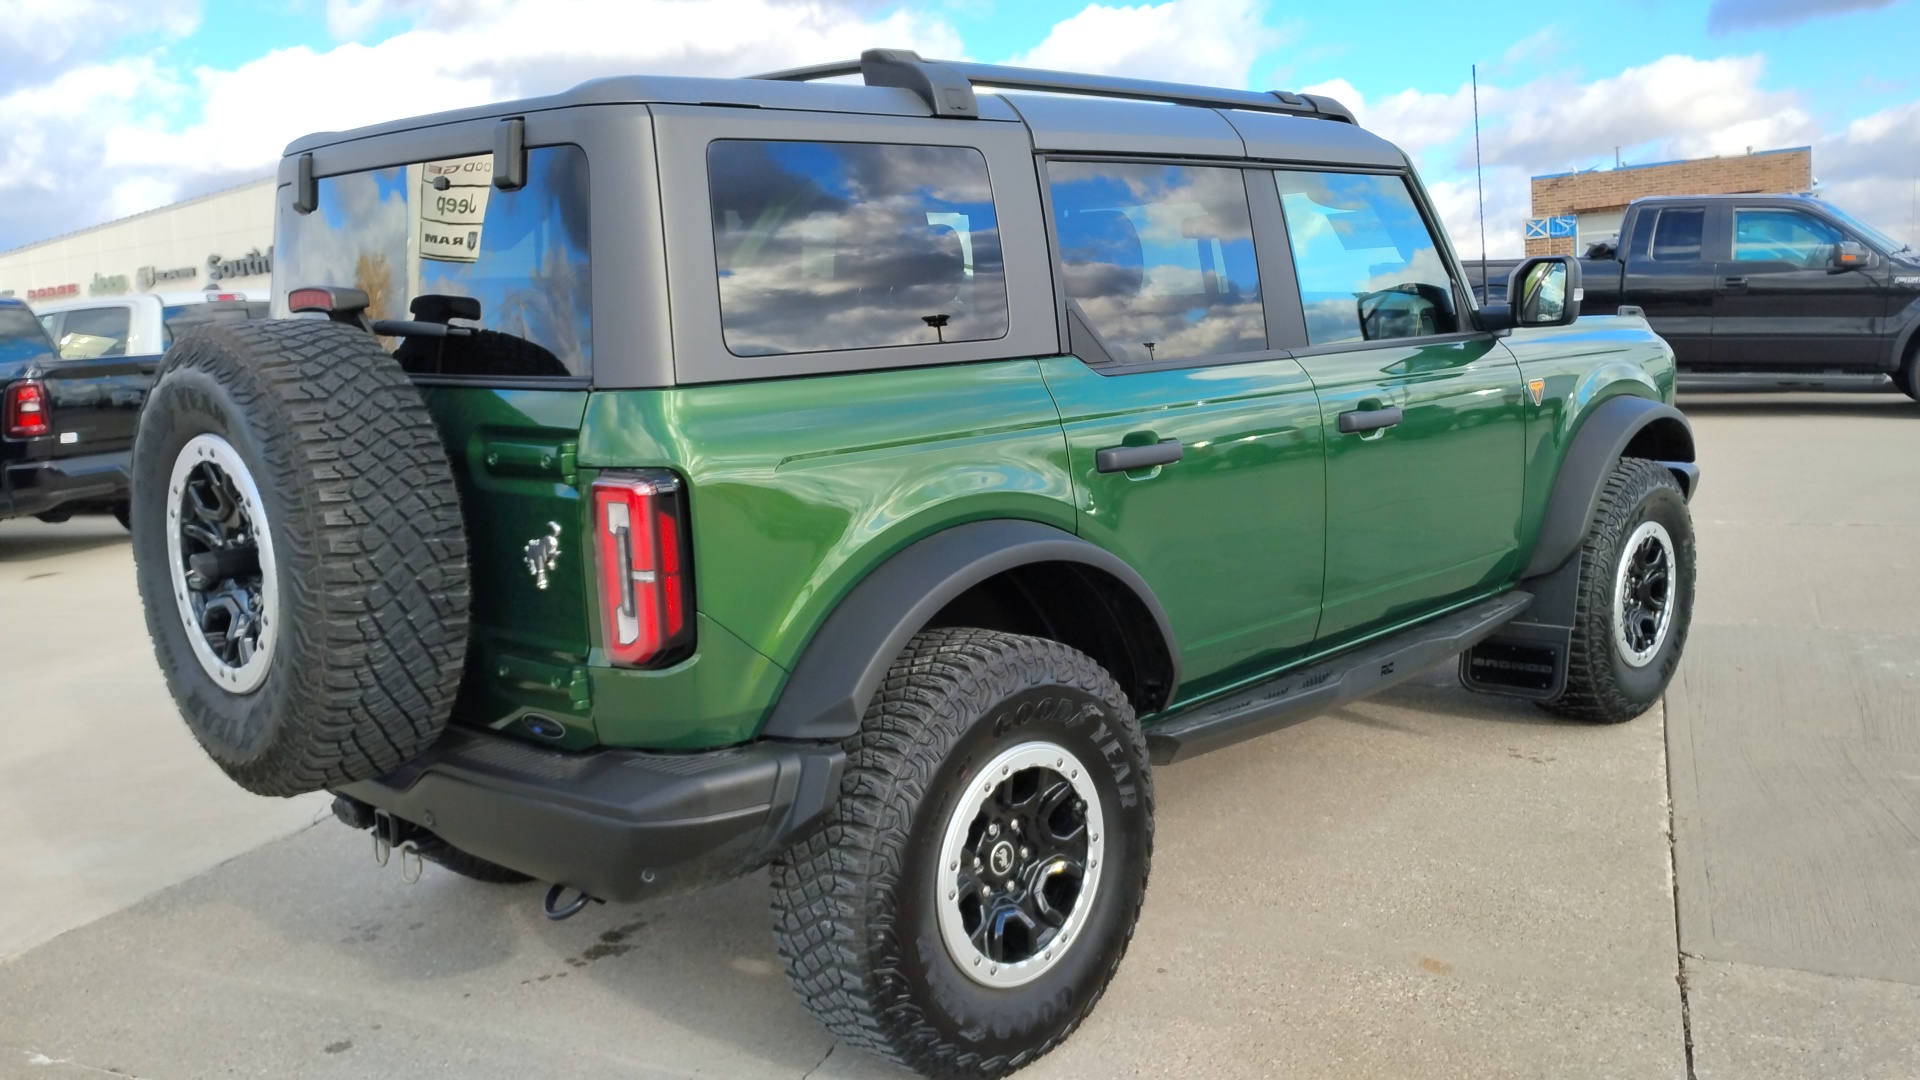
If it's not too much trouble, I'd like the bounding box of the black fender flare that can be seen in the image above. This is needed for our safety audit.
[758,519,1181,742]
[1522,394,1696,578]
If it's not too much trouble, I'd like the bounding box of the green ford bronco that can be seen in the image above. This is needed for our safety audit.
[132,51,1698,1078]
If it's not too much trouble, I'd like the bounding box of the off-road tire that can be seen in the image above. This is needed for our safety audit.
[1544,457,1695,722]
[414,834,534,884]
[131,319,470,797]
[1897,339,1920,402]
[770,629,1154,1080]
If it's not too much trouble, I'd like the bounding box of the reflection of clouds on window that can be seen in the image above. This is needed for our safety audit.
[1733,209,1842,267]
[1049,162,1264,365]
[1276,170,1457,345]
[0,307,54,365]
[709,141,1008,357]
[275,148,591,377]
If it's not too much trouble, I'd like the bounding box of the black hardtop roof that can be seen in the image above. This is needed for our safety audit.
[284,48,1390,161]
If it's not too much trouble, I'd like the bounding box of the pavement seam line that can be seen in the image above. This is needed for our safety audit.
[799,1043,835,1080]
[1663,700,1699,1080]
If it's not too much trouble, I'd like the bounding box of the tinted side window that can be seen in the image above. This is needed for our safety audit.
[1048,162,1263,364]
[708,141,1007,357]
[276,145,592,378]
[0,306,56,365]
[1650,208,1705,263]
[1274,171,1458,345]
[1734,208,1844,267]
[55,306,132,358]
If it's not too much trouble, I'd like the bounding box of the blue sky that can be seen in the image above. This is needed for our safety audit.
[2,0,1916,256]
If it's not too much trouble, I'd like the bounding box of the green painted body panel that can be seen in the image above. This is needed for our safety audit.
[418,387,602,747]
[588,614,790,749]
[1500,316,1677,567]
[1292,338,1528,642]
[1037,355,1326,703]
[419,319,1674,754]
[577,359,1075,747]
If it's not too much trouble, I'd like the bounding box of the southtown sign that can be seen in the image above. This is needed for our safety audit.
[27,248,275,298]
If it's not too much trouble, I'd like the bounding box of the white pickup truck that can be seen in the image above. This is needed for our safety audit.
[33,290,268,360]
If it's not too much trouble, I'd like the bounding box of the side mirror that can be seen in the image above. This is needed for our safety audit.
[1831,240,1871,271]
[1510,255,1582,327]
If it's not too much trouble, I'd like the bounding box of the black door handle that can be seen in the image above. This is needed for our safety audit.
[1721,276,1748,289]
[1096,438,1183,473]
[1337,406,1403,434]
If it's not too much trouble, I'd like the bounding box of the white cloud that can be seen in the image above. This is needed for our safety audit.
[1009,0,1281,87]
[1315,54,1863,257]
[0,0,960,249]
[0,0,200,93]
[1817,98,1920,249]
[1488,54,1817,172]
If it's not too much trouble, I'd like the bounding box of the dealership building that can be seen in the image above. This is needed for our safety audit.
[1524,146,1815,257]
[0,178,277,306]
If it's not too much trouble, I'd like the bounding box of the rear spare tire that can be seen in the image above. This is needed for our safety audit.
[132,319,470,797]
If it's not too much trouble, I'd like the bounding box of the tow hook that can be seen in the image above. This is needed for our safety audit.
[542,884,602,921]
[370,809,425,884]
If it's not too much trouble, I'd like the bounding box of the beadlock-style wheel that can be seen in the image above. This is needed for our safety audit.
[1612,519,1675,669]
[935,740,1105,988]
[165,433,280,694]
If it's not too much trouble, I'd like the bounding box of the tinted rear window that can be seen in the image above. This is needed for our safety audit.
[53,306,132,358]
[0,306,56,365]
[1649,208,1705,263]
[708,140,1009,357]
[275,145,591,378]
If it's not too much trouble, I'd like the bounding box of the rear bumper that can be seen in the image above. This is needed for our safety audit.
[337,726,844,902]
[2,450,129,518]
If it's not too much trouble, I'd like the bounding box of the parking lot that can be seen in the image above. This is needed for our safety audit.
[2,389,1916,1080]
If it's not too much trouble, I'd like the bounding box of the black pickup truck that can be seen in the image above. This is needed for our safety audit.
[1471,195,1920,399]
[1,297,150,524]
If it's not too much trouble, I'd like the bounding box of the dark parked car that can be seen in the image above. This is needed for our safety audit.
[0,297,150,524]
[1470,195,1920,399]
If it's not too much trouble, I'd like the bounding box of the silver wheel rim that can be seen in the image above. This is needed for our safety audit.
[935,740,1105,989]
[165,433,280,693]
[1613,520,1676,669]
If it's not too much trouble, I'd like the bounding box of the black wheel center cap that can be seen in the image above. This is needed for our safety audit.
[988,840,1016,877]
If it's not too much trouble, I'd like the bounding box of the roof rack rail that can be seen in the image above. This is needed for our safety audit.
[753,49,1357,125]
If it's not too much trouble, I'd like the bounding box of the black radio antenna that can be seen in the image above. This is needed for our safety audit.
[1472,64,1488,302]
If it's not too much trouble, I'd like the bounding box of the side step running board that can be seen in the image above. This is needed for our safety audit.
[1146,592,1534,765]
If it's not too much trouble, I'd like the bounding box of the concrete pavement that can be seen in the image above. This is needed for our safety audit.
[2,389,1917,1079]
[1666,391,1920,1078]
[0,515,327,964]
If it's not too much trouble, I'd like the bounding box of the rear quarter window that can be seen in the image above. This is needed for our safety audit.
[707,140,1009,357]
[275,145,591,378]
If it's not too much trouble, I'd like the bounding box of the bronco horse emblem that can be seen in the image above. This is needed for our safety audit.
[523,522,562,590]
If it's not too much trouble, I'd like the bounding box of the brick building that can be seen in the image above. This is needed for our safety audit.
[1525,147,1813,256]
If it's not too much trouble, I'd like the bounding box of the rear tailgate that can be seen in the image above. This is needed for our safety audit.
[419,386,598,748]
[36,354,154,454]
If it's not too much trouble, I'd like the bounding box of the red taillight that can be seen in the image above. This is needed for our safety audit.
[286,287,336,313]
[5,381,50,438]
[593,471,695,667]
